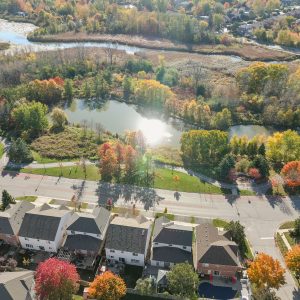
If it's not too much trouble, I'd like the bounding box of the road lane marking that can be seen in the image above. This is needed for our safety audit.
[260,237,274,240]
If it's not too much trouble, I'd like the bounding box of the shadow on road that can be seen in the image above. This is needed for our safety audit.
[265,194,295,216]
[95,182,164,210]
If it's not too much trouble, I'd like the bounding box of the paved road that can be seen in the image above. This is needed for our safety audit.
[0,171,299,299]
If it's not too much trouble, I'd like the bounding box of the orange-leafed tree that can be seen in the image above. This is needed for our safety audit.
[285,245,300,277]
[281,161,300,187]
[88,271,126,300]
[247,253,285,289]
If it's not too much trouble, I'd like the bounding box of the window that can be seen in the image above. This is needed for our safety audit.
[131,259,139,263]
[132,253,138,256]
[24,238,29,241]
[110,256,114,258]
[71,231,75,235]
[25,244,33,248]
[156,261,159,266]
[168,244,173,247]
[214,271,220,276]
[183,246,187,249]
[110,250,115,253]
[154,242,158,245]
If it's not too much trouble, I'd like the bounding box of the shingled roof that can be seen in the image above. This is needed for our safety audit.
[0,271,35,300]
[193,223,241,269]
[63,234,102,253]
[152,246,193,264]
[105,215,152,254]
[0,202,35,236]
[67,207,110,235]
[153,216,193,247]
[19,205,70,241]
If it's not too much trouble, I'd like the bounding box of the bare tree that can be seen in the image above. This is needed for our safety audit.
[186,60,203,95]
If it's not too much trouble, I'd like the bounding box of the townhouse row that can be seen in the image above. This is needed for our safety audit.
[0,201,242,277]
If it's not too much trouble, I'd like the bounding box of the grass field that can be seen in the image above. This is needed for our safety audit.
[284,232,297,247]
[21,166,232,194]
[0,143,4,159]
[154,168,231,194]
[22,165,101,181]
[213,218,229,228]
[15,196,37,202]
[279,221,295,230]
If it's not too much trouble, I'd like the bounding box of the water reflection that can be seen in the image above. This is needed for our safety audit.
[63,99,183,147]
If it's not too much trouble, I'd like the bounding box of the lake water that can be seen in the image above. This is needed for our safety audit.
[64,99,185,147]
[0,18,140,54]
[64,99,275,147]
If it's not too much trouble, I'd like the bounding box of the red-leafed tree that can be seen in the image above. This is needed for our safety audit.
[35,258,79,300]
[281,161,300,187]
[248,167,261,180]
[99,143,118,182]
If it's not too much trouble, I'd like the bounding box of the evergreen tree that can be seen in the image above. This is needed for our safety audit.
[8,138,33,163]
[258,143,266,156]
[251,155,270,178]
[218,154,235,179]
[64,79,74,101]
[2,190,15,211]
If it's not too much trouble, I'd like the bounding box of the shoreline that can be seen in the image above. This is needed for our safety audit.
[28,33,300,62]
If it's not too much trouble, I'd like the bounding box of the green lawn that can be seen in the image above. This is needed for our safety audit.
[239,189,256,196]
[212,218,229,228]
[279,221,295,230]
[0,143,4,159]
[155,212,175,221]
[21,165,101,181]
[72,295,83,300]
[244,238,254,260]
[32,150,79,164]
[21,166,232,194]
[284,232,297,247]
[15,196,37,202]
[154,168,231,194]
[276,232,288,255]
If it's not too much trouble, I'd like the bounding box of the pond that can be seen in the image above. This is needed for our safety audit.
[63,99,276,148]
[63,99,185,147]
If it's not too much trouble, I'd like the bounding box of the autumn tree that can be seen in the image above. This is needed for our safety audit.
[35,258,79,300]
[181,130,229,168]
[88,271,126,300]
[248,253,285,290]
[285,245,300,278]
[167,262,199,299]
[281,161,300,188]
[98,143,118,182]
[26,77,64,104]
[218,154,235,180]
[51,107,68,129]
[266,130,300,165]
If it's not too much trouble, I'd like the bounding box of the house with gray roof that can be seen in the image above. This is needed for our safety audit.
[0,201,35,246]
[194,223,242,278]
[105,215,152,267]
[62,207,111,256]
[150,216,193,269]
[0,271,35,300]
[18,204,72,252]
